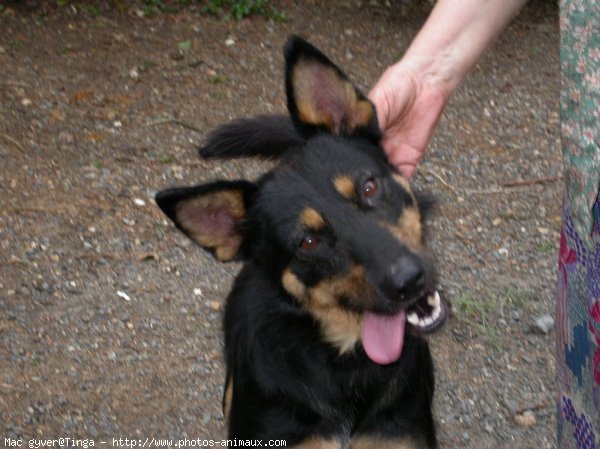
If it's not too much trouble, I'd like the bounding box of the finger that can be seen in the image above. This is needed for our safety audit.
[383,141,424,171]
[396,163,417,179]
[368,86,390,130]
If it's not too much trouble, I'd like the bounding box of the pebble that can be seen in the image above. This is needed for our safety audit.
[514,411,537,428]
[116,291,131,301]
[531,314,554,334]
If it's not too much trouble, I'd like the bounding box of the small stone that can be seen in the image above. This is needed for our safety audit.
[21,98,32,106]
[492,217,502,226]
[208,301,221,311]
[117,291,131,301]
[193,288,202,296]
[133,198,146,207]
[514,411,536,427]
[225,38,235,46]
[58,131,74,143]
[107,351,117,361]
[532,314,554,334]
[129,68,140,79]
[498,247,509,255]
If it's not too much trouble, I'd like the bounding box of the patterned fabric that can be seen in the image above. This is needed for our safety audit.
[556,0,600,447]
[559,0,600,244]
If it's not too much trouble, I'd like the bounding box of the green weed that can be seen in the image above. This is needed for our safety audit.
[203,0,286,21]
[538,239,556,253]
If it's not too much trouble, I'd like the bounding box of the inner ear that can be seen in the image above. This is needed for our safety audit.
[155,181,256,262]
[285,35,380,140]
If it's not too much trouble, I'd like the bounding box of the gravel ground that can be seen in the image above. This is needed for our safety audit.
[0,1,560,448]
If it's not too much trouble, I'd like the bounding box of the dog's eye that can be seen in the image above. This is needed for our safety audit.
[362,178,378,197]
[300,235,319,251]
[360,177,381,207]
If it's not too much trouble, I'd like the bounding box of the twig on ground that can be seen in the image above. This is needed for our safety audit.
[501,175,563,188]
[418,166,503,194]
[418,165,562,195]
[148,116,203,133]
[0,81,29,88]
[418,166,456,192]
[0,133,25,153]
[11,206,69,215]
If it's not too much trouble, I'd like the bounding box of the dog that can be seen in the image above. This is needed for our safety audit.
[156,36,447,449]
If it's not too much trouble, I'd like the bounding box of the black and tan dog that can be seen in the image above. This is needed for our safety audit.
[156,36,447,449]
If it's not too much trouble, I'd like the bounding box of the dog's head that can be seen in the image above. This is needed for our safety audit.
[156,36,446,365]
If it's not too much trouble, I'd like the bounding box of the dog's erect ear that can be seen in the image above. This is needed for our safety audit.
[155,181,257,262]
[285,35,381,141]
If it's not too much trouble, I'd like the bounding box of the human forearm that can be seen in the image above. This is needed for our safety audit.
[402,0,528,92]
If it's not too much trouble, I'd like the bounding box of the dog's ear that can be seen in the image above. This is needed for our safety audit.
[200,115,303,160]
[285,35,381,141]
[155,181,257,262]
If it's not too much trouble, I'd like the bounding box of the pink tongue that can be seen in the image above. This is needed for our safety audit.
[361,311,407,365]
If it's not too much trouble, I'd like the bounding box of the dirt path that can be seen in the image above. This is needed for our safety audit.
[1,2,560,448]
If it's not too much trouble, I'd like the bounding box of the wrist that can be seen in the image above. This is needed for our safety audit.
[392,52,461,99]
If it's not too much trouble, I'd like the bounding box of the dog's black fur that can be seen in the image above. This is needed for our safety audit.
[156,36,444,449]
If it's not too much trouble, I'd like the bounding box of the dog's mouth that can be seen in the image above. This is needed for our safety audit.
[405,290,447,333]
[361,290,447,366]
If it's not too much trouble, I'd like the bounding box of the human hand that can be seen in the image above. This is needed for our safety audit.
[369,64,450,178]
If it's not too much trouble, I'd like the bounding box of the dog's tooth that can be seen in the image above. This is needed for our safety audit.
[432,307,441,320]
[427,292,441,307]
[407,312,419,325]
[423,316,434,327]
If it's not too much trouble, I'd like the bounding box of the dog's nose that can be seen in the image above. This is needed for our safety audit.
[388,254,425,300]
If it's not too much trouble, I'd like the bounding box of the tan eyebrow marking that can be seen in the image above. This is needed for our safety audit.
[333,175,356,199]
[300,207,325,229]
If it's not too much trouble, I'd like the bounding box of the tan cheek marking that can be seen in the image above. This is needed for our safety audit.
[349,436,421,449]
[300,207,325,230]
[333,175,356,199]
[307,265,371,354]
[282,269,307,301]
[386,206,423,252]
